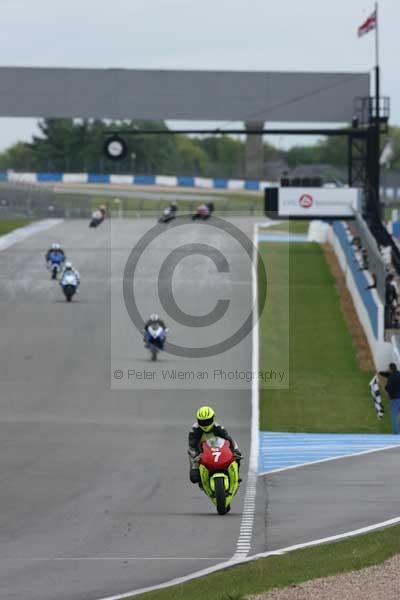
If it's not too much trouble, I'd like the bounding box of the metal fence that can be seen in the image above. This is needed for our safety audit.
[0,181,96,219]
[0,181,262,221]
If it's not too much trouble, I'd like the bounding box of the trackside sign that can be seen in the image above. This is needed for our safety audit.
[264,187,360,219]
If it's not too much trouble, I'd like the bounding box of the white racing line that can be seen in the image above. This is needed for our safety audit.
[0,219,64,252]
[231,222,260,560]
[97,220,400,600]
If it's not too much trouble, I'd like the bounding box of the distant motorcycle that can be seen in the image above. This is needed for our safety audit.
[89,215,104,228]
[158,205,177,224]
[198,437,240,515]
[47,253,65,280]
[89,207,106,228]
[192,202,214,221]
[60,272,79,302]
[89,217,102,228]
[144,325,168,361]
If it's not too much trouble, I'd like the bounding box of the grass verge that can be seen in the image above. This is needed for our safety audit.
[264,221,310,234]
[259,241,390,433]
[0,219,31,236]
[55,191,264,217]
[130,524,400,600]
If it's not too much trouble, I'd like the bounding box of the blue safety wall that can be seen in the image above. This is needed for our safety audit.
[1,172,270,190]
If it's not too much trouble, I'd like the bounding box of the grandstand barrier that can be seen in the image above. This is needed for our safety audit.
[328,221,392,370]
[392,335,400,367]
[352,210,387,303]
[392,221,400,238]
[1,171,275,191]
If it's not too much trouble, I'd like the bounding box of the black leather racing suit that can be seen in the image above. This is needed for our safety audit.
[143,319,167,349]
[188,422,242,483]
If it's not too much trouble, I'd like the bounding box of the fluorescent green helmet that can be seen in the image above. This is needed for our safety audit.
[196,406,215,432]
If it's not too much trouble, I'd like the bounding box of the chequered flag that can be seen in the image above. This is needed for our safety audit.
[369,375,385,419]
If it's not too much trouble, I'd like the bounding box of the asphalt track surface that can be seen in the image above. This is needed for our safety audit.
[262,446,400,551]
[0,218,262,600]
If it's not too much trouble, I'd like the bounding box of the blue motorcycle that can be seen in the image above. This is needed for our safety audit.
[47,252,65,280]
[144,325,168,361]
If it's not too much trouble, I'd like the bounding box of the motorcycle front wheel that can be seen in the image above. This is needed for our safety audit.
[151,348,157,361]
[63,285,74,302]
[215,478,227,515]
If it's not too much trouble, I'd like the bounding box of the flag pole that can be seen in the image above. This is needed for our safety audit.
[374,1,381,220]
[375,1,380,119]
[375,2,379,68]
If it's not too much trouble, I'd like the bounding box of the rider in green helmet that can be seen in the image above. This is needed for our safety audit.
[188,406,242,484]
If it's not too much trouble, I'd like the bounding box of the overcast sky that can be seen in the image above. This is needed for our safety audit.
[0,0,399,152]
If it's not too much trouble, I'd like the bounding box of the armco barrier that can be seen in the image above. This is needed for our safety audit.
[213,179,228,189]
[87,174,110,184]
[329,222,391,369]
[37,172,63,182]
[133,175,156,185]
[2,171,274,191]
[176,176,195,187]
[244,180,260,191]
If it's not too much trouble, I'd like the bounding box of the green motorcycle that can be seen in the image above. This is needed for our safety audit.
[199,437,240,515]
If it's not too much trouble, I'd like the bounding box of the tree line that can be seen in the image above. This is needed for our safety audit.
[1,118,399,177]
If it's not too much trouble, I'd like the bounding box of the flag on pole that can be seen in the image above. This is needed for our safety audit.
[369,375,385,419]
[380,140,394,168]
[358,10,377,37]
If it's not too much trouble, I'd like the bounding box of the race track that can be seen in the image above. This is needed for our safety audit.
[263,446,400,551]
[0,218,261,600]
[2,217,399,600]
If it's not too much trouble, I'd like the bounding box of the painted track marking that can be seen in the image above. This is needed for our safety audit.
[259,431,400,476]
[232,222,259,560]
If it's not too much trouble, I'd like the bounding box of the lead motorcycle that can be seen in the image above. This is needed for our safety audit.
[198,437,240,515]
[144,325,168,361]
